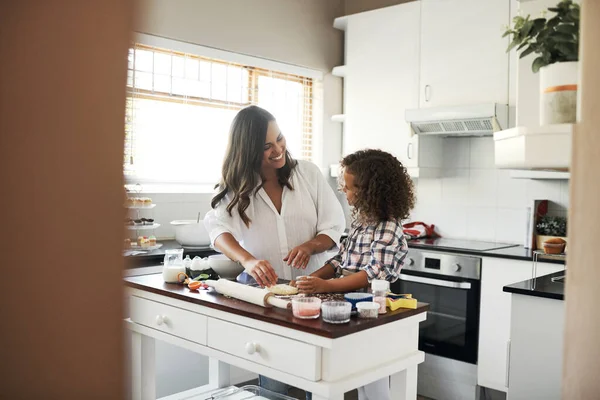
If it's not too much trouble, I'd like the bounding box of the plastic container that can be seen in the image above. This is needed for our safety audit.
[291,297,322,319]
[321,301,352,324]
[371,279,389,314]
[343,292,374,312]
[209,385,296,399]
[357,302,379,319]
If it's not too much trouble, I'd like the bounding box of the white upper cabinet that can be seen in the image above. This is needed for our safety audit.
[419,0,511,108]
[343,3,421,165]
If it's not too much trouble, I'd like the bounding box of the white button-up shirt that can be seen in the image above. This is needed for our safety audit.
[204,160,346,280]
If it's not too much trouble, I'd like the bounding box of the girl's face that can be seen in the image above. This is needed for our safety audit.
[342,170,358,206]
[261,120,287,171]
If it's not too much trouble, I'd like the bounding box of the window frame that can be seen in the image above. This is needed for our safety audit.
[124,33,323,193]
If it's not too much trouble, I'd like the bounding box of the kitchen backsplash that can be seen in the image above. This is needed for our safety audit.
[135,137,568,245]
[409,137,569,244]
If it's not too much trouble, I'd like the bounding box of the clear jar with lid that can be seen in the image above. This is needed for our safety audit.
[371,279,389,314]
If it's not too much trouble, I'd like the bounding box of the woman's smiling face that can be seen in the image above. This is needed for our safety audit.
[261,120,287,171]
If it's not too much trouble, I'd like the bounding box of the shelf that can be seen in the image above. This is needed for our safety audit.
[331,114,345,123]
[332,66,347,78]
[126,223,161,230]
[508,170,570,180]
[533,250,567,260]
[333,16,348,31]
[494,124,573,170]
[127,204,156,209]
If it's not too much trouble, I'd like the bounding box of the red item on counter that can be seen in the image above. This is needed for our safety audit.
[402,221,439,239]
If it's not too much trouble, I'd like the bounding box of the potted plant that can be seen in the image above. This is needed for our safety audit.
[536,215,568,253]
[503,0,580,125]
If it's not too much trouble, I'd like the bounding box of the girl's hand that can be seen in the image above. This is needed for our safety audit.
[284,244,314,269]
[296,276,330,294]
[242,259,278,287]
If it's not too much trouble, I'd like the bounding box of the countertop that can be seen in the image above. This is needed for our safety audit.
[124,273,429,339]
[503,270,566,301]
[125,240,217,268]
[408,241,565,264]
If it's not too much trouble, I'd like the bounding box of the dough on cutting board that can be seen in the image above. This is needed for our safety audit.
[267,284,299,295]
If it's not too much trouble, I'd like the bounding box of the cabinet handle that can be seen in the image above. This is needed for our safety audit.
[424,84,431,102]
[505,340,511,388]
[245,342,260,355]
[155,315,164,326]
[407,143,413,160]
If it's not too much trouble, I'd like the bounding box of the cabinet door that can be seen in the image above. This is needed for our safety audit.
[344,2,420,164]
[478,257,564,392]
[419,0,510,108]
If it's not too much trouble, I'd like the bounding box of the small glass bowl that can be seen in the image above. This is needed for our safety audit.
[321,301,352,324]
[356,302,379,319]
[292,297,322,319]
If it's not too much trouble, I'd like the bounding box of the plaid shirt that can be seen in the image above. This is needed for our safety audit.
[326,218,408,282]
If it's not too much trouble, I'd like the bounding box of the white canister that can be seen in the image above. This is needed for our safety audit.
[539,61,579,125]
[162,265,185,283]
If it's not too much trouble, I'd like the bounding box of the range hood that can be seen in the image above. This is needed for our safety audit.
[405,103,509,137]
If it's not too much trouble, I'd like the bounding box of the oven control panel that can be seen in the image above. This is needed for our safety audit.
[402,249,481,280]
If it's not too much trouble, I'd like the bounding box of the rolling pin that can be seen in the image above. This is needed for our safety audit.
[205,279,291,310]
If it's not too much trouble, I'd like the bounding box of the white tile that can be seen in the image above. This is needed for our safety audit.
[560,180,570,209]
[496,170,528,208]
[467,169,498,207]
[416,178,443,205]
[441,169,470,205]
[442,138,471,169]
[435,204,468,239]
[466,207,497,242]
[526,179,562,205]
[495,208,528,244]
[469,137,496,169]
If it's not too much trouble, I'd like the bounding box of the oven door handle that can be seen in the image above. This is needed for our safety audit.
[399,274,472,289]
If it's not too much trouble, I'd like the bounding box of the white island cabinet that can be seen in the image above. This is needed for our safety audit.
[125,274,428,400]
[477,257,564,393]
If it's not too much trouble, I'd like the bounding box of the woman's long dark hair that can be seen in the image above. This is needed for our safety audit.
[211,106,297,227]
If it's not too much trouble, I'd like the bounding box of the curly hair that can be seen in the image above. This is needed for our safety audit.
[341,149,415,223]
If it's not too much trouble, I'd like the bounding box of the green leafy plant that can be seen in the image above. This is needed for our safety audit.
[536,215,568,237]
[503,0,580,73]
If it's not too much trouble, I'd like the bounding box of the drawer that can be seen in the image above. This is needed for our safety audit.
[207,318,321,381]
[129,296,207,345]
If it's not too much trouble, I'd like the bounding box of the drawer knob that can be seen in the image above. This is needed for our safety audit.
[156,315,165,326]
[245,342,260,355]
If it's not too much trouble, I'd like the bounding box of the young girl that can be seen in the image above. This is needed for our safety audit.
[296,149,415,400]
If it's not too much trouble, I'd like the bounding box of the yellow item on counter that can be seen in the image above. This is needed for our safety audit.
[386,296,418,310]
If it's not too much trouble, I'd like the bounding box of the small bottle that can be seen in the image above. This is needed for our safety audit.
[371,279,389,314]
[183,255,192,275]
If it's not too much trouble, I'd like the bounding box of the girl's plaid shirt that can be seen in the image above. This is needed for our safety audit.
[326,218,408,282]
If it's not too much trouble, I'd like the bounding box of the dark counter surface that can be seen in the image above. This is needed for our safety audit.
[124,273,429,339]
[503,270,566,301]
[408,240,565,264]
[125,240,216,268]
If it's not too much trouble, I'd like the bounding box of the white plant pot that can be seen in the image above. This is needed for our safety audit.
[539,61,579,125]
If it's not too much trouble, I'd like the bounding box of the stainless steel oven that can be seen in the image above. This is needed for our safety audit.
[390,249,481,364]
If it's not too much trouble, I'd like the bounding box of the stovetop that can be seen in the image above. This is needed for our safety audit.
[409,238,518,252]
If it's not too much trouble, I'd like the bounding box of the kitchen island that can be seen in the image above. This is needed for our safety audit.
[125,274,428,400]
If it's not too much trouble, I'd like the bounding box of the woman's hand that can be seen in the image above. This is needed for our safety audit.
[242,259,278,287]
[284,243,314,269]
[296,276,330,294]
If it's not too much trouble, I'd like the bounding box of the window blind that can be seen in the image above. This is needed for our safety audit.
[125,43,315,185]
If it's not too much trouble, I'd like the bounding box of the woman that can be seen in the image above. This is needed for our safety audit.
[204,105,345,398]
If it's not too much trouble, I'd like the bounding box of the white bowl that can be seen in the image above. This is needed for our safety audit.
[170,220,210,247]
[208,254,245,280]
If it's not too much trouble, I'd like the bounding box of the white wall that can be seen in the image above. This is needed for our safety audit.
[410,137,569,244]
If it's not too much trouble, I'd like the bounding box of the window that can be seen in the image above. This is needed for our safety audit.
[125,42,315,187]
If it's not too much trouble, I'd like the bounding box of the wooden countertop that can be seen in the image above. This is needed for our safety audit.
[124,274,429,339]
